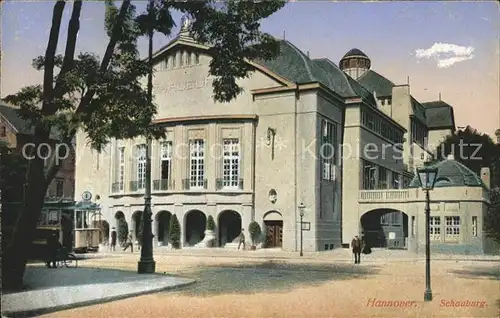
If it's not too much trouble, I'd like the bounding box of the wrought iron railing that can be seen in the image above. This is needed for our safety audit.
[129,180,138,192]
[215,178,244,190]
[153,179,174,191]
[182,178,207,190]
[111,182,123,193]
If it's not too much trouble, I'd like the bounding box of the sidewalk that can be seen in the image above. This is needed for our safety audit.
[1,267,195,317]
[96,246,500,262]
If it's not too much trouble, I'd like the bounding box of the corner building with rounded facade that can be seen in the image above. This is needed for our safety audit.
[74,23,495,254]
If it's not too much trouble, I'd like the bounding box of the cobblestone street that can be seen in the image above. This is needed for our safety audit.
[41,252,499,317]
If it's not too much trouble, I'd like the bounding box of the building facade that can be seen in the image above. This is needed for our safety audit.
[74,20,494,254]
[0,102,76,201]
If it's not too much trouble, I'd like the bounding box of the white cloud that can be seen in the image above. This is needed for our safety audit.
[415,42,475,68]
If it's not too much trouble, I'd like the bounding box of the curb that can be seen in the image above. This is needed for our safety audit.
[1,277,197,318]
[93,252,500,263]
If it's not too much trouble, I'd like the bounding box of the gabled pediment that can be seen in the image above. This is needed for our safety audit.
[151,37,293,87]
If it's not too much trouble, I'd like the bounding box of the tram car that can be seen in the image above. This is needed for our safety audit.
[35,197,103,253]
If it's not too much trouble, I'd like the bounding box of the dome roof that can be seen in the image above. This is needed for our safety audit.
[341,48,369,59]
[409,157,486,188]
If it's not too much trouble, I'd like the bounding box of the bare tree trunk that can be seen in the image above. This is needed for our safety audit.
[2,1,66,291]
[45,0,132,182]
[2,0,132,291]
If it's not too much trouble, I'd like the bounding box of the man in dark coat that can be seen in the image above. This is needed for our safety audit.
[351,235,362,264]
[110,229,117,251]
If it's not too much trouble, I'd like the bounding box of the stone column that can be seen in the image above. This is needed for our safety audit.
[151,206,158,246]
[174,203,184,247]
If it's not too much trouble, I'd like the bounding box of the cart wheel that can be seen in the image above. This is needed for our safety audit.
[65,253,78,268]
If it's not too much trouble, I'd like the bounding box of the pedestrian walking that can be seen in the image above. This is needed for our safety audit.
[123,231,134,252]
[237,229,246,250]
[110,229,117,252]
[351,235,362,264]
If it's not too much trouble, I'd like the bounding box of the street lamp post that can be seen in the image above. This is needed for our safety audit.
[298,202,305,257]
[137,0,156,274]
[416,163,438,302]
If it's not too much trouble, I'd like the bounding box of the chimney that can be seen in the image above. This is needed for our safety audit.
[480,167,490,189]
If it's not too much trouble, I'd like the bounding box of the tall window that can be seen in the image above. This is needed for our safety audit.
[194,53,200,64]
[362,160,376,189]
[391,172,400,189]
[445,216,460,241]
[160,141,172,181]
[321,119,336,181]
[118,147,125,191]
[222,139,240,188]
[189,139,205,188]
[378,166,388,189]
[136,144,146,189]
[472,216,477,237]
[0,126,6,137]
[430,216,440,241]
[56,179,64,197]
[411,216,416,236]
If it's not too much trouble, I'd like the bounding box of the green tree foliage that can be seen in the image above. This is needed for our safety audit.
[248,221,262,246]
[168,214,181,249]
[206,215,216,231]
[117,218,129,244]
[484,187,500,246]
[2,0,285,290]
[436,126,500,187]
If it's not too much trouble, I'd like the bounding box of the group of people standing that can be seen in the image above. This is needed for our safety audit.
[351,232,371,264]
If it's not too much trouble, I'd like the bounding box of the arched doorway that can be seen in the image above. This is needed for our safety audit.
[360,209,408,249]
[218,210,242,247]
[263,211,283,248]
[156,211,172,245]
[185,210,206,246]
[132,211,142,242]
[92,220,110,244]
[114,211,128,244]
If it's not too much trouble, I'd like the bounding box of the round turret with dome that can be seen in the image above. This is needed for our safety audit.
[339,48,371,80]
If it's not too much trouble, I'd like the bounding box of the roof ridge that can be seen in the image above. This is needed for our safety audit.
[283,40,314,80]
[319,58,357,97]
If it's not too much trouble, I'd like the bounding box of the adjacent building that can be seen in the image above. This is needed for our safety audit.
[74,18,494,254]
[0,102,76,201]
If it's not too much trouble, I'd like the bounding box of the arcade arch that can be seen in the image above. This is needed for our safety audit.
[360,209,408,249]
[218,210,242,247]
[185,210,206,246]
[155,210,172,245]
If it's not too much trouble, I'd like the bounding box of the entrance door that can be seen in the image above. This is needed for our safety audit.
[264,221,283,248]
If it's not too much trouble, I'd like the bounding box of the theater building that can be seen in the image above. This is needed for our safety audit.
[74,18,494,254]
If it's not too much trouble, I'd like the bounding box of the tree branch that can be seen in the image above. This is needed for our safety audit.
[53,0,83,104]
[41,0,66,115]
[44,0,131,181]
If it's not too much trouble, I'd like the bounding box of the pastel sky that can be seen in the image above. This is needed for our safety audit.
[2,1,499,138]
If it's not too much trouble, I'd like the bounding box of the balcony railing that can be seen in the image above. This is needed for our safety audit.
[215,178,244,190]
[182,178,208,190]
[359,189,409,202]
[111,182,123,193]
[129,181,139,192]
[153,179,174,191]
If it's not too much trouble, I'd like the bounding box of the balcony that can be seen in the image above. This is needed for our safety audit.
[215,178,244,190]
[111,182,123,193]
[182,178,207,190]
[153,179,174,191]
[129,180,144,192]
[359,189,409,203]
